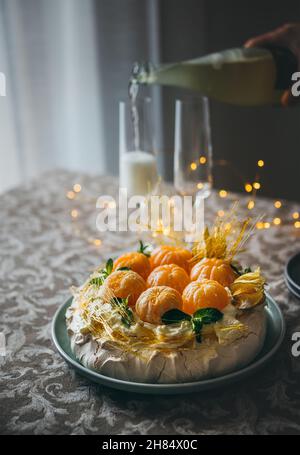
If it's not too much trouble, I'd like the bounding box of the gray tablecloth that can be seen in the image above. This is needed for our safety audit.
[1,170,300,435]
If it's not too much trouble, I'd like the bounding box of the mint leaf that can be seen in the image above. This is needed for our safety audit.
[110,297,125,305]
[106,258,113,275]
[230,263,241,276]
[193,308,223,325]
[110,297,134,328]
[161,309,191,325]
[89,276,104,287]
[138,240,151,257]
[192,318,203,343]
[161,307,223,344]
[89,258,114,287]
[191,308,223,343]
[121,310,134,328]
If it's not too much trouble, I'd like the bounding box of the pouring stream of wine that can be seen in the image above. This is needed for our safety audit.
[128,78,140,151]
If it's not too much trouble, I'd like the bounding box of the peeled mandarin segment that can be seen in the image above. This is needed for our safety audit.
[113,252,151,280]
[104,270,146,307]
[190,258,237,287]
[182,279,230,315]
[135,285,183,324]
[146,264,190,294]
[150,246,192,273]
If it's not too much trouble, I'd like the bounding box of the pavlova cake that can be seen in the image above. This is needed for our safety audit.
[66,218,266,383]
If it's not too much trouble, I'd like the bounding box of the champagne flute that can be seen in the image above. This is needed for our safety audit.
[174,97,212,199]
[119,97,158,197]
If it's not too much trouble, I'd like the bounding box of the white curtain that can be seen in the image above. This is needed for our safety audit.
[0,0,161,193]
[0,0,105,193]
[0,0,21,192]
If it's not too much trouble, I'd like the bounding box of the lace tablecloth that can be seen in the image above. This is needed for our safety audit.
[1,170,300,435]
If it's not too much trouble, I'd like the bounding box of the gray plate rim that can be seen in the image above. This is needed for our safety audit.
[284,276,300,299]
[285,251,300,293]
[52,292,285,394]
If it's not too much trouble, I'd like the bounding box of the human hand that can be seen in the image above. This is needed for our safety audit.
[245,23,300,106]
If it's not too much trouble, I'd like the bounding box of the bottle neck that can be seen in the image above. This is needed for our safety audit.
[131,61,159,85]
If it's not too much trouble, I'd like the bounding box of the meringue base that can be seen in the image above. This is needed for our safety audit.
[66,302,266,384]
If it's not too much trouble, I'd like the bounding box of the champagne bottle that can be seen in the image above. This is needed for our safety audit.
[132,47,297,106]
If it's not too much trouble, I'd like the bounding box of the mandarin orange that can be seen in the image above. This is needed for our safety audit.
[113,252,151,280]
[103,270,146,307]
[135,285,183,324]
[146,264,190,294]
[150,245,192,272]
[190,258,237,287]
[182,279,230,315]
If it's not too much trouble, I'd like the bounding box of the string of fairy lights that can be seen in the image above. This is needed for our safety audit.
[66,158,300,248]
[190,155,300,230]
[66,183,103,248]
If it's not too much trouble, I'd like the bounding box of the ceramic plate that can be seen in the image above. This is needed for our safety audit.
[285,252,300,293]
[284,276,300,300]
[52,294,285,395]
